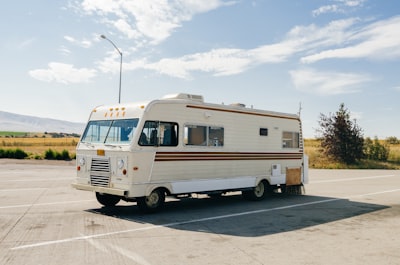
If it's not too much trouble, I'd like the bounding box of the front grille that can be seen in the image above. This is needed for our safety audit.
[90,157,111,187]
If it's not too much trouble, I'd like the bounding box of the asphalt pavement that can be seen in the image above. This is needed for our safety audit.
[0,159,399,265]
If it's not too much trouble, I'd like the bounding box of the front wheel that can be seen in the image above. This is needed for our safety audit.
[242,181,269,201]
[137,189,166,213]
[96,192,121,207]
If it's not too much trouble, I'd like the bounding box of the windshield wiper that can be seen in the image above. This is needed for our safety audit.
[82,142,95,148]
[104,143,121,148]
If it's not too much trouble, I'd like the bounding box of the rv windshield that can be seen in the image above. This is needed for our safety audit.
[81,119,139,144]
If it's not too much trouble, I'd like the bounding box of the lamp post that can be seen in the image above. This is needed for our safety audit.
[100,34,122,104]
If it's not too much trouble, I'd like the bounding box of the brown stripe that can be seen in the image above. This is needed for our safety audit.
[155,152,303,162]
[186,105,300,121]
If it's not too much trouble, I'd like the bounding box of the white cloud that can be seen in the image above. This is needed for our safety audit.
[289,68,372,95]
[106,15,400,80]
[341,0,365,7]
[17,38,36,50]
[68,3,399,82]
[64,35,92,48]
[140,41,305,79]
[80,0,234,44]
[29,62,97,84]
[58,46,71,56]
[138,18,359,79]
[287,18,357,50]
[301,16,400,63]
[312,5,339,17]
[97,51,123,75]
[312,0,365,16]
[144,48,252,79]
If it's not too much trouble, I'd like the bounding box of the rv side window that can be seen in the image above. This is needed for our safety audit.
[184,125,224,147]
[209,126,224,146]
[139,121,178,146]
[259,128,268,136]
[282,131,300,148]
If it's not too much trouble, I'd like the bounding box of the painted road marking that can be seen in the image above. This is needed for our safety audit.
[0,200,95,209]
[0,188,47,192]
[311,174,396,184]
[11,188,400,251]
[0,178,72,182]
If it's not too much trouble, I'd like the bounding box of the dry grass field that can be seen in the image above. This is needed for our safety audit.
[1,133,400,168]
[305,138,400,169]
[0,135,79,159]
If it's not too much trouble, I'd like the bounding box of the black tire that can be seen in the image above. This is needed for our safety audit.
[96,192,121,207]
[280,184,287,194]
[242,180,268,201]
[137,189,166,213]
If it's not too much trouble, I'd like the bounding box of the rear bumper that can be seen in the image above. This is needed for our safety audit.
[71,183,127,196]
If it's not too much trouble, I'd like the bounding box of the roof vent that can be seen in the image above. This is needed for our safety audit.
[230,103,246,108]
[163,93,204,102]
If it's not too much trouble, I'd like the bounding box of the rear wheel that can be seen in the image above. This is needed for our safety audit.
[137,189,166,213]
[96,192,120,207]
[242,180,268,201]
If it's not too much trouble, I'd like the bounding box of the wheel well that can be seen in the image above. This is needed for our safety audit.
[258,178,270,186]
[259,179,275,193]
[144,184,172,197]
[158,187,170,196]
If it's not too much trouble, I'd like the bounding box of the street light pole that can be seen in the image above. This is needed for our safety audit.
[100,35,122,104]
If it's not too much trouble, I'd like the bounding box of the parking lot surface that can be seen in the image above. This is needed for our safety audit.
[0,159,399,265]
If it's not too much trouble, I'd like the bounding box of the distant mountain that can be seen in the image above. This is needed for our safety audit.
[0,111,85,134]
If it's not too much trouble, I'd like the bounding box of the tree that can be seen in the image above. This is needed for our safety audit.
[317,103,364,164]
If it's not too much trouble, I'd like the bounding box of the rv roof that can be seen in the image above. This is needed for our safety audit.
[162,93,204,102]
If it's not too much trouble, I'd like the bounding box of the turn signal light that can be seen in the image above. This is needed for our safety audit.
[97,149,105,156]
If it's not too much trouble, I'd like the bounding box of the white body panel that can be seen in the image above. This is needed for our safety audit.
[72,93,307,198]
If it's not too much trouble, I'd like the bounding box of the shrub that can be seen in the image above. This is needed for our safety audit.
[44,149,56,160]
[13,148,28,159]
[364,137,390,161]
[0,148,28,159]
[61,149,71,160]
[44,148,71,160]
[386,136,400,145]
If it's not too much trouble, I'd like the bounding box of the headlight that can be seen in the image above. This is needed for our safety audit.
[79,157,86,166]
[117,159,125,169]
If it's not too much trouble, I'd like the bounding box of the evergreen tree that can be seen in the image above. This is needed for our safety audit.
[317,103,364,164]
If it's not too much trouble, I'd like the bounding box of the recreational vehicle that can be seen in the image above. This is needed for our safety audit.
[72,93,308,212]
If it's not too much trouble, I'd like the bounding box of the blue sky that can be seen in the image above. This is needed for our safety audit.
[1,0,399,138]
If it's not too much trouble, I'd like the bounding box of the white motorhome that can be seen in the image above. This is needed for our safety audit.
[72,93,308,212]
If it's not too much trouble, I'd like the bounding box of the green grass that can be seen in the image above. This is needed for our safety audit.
[0,131,29,137]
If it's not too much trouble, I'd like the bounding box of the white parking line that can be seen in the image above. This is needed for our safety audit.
[0,199,95,209]
[0,188,47,192]
[0,178,72,182]
[11,188,400,251]
[84,236,153,265]
[311,174,396,184]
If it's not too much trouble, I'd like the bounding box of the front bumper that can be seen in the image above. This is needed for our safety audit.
[71,183,127,196]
